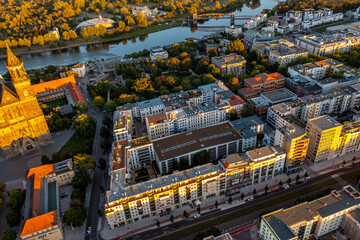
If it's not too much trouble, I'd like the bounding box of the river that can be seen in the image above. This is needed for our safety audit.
[0,0,280,74]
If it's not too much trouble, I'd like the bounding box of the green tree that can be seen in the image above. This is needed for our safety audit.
[241,103,255,118]
[215,200,219,209]
[172,158,180,171]
[76,102,88,112]
[100,126,110,139]
[7,189,25,209]
[241,192,245,200]
[103,115,112,128]
[228,77,240,92]
[71,189,85,201]
[296,174,300,184]
[73,114,91,136]
[279,180,283,187]
[72,170,91,190]
[92,96,106,109]
[73,153,96,170]
[253,189,257,196]
[183,210,189,218]
[104,100,116,112]
[63,206,87,227]
[197,206,201,214]
[265,184,269,195]
[287,177,291,185]
[180,157,190,170]
[1,229,17,240]
[6,211,21,227]
[100,138,111,151]
[228,196,233,204]
[41,155,51,165]
[98,157,107,170]
[304,172,308,179]
[170,215,174,223]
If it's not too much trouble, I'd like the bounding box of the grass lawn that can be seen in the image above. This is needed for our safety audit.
[57,130,94,159]
[45,98,68,109]
[312,20,354,33]
[155,178,338,240]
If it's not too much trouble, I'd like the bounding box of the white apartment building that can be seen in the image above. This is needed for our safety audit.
[71,63,86,78]
[113,111,132,141]
[150,46,169,61]
[260,185,360,240]
[127,136,155,168]
[267,103,292,129]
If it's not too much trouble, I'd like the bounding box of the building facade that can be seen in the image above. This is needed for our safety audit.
[0,46,52,158]
[211,53,246,76]
[244,73,286,94]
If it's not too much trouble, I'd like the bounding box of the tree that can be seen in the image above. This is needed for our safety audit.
[98,157,107,170]
[100,126,110,139]
[197,206,201,214]
[265,184,269,195]
[279,180,283,187]
[132,78,154,93]
[241,192,245,200]
[73,114,91,136]
[241,103,255,118]
[72,170,91,190]
[228,196,233,204]
[7,189,25,209]
[156,220,161,227]
[228,77,240,92]
[170,215,174,223]
[215,200,219,209]
[125,16,135,26]
[92,96,106,109]
[103,115,112,128]
[287,177,291,185]
[71,189,85,201]
[6,211,21,226]
[76,102,88,112]
[73,153,96,170]
[183,210,189,218]
[1,229,17,240]
[253,189,257,196]
[41,155,51,165]
[136,13,148,28]
[104,100,116,112]
[227,39,244,54]
[180,157,190,170]
[304,172,308,179]
[296,174,300,184]
[63,206,87,227]
[230,110,239,121]
[353,156,357,162]
[100,138,111,151]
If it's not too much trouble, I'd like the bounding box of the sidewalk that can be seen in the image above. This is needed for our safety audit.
[100,172,305,240]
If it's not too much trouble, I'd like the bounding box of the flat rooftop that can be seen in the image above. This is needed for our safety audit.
[153,122,241,161]
[308,115,341,131]
[261,88,297,104]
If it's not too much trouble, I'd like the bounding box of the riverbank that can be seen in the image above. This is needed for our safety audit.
[0,22,181,60]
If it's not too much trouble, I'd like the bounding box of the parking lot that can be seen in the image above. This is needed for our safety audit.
[59,185,74,215]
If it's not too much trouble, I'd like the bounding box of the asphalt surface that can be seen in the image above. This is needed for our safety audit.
[121,165,358,240]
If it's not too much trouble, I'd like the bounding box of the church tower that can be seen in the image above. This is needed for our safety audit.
[0,46,52,158]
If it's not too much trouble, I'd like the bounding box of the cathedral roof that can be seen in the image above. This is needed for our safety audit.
[6,45,22,67]
[0,81,18,104]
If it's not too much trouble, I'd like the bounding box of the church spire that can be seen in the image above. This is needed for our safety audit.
[6,45,21,67]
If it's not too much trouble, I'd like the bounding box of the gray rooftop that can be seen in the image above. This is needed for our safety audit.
[308,115,341,131]
[138,98,164,109]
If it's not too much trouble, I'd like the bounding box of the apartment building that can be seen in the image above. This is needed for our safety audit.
[267,40,309,66]
[260,88,298,105]
[127,136,155,169]
[20,160,75,240]
[211,53,247,76]
[274,123,309,173]
[230,115,264,152]
[113,111,132,141]
[286,75,322,97]
[244,73,286,94]
[150,46,169,61]
[305,115,343,163]
[137,98,166,121]
[145,113,170,140]
[267,103,292,129]
[290,89,352,122]
[105,163,226,228]
[152,122,242,174]
[260,185,360,240]
[295,33,360,56]
[335,120,360,157]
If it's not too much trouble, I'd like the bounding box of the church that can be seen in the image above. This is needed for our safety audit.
[0,46,52,158]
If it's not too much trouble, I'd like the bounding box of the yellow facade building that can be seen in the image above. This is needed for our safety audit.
[305,115,343,164]
[0,46,52,158]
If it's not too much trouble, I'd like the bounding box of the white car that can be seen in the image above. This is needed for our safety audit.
[194,214,201,219]
[87,227,91,234]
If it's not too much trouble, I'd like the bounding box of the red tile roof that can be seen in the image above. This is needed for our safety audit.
[229,95,245,106]
[32,75,86,105]
[245,72,285,86]
[20,211,58,238]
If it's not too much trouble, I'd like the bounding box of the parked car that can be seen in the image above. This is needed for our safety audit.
[290,183,297,187]
[284,185,290,189]
[87,227,91,234]
[60,192,68,198]
[194,214,201,219]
